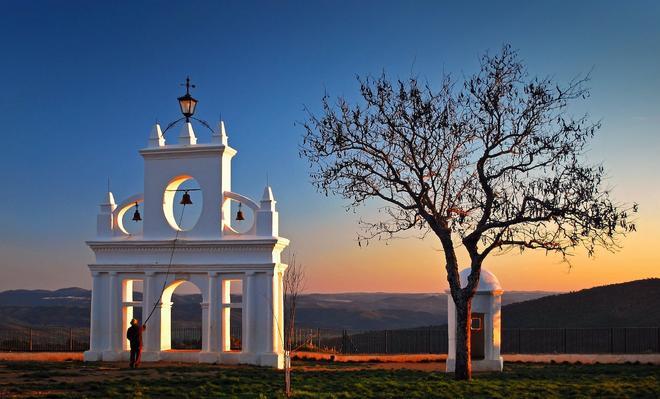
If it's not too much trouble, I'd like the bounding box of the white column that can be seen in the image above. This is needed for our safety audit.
[108,272,123,352]
[89,272,104,352]
[243,272,256,353]
[206,272,219,352]
[492,294,502,359]
[122,280,133,351]
[142,271,161,353]
[159,301,173,350]
[275,270,284,353]
[251,272,272,354]
[265,271,275,353]
[220,279,231,352]
[201,302,210,352]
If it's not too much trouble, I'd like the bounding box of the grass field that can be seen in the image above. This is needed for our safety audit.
[0,360,658,398]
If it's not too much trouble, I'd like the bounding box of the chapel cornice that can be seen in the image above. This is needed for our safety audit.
[88,263,283,272]
[86,237,289,253]
[139,143,237,159]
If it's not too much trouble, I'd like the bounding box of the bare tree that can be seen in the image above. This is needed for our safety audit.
[300,45,636,380]
[283,252,306,397]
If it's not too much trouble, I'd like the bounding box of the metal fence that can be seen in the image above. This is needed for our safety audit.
[287,327,659,355]
[501,327,660,354]
[1,326,658,354]
[289,327,450,354]
[170,327,202,350]
[170,326,241,350]
[0,327,89,352]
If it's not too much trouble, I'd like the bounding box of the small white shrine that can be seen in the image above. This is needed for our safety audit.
[83,79,289,368]
[446,268,503,372]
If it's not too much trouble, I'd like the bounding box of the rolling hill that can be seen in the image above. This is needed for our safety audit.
[502,278,660,328]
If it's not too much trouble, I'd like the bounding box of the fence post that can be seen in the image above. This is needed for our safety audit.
[384,330,389,354]
[427,327,431,354]
[69,328,73,351]
[28,328,33,352]
[341,330,347,354]
[317,328,321,350]
[623,328,627,354]
[517,329,521,354]
[562,328,567,353]
[610,328,614,353]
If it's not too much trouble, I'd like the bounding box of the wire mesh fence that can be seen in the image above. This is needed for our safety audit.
[170,326,241,350]
[1,326,658,354]
[170,327,201,350]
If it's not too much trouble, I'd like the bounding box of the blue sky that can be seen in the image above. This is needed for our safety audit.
[0,1,658,292]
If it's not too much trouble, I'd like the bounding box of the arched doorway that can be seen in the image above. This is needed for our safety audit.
[220,278,243,352]
[161,280,203,350]
[121,278,143,351]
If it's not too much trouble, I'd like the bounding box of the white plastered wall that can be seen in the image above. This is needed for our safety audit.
[446,273,504,372]
[85,122,288,368]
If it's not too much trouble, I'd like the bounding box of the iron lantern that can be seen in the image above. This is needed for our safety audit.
[178,76,198,121]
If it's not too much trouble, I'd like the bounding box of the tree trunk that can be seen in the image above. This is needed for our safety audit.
[284,350,291,397]
[454,297,472,380]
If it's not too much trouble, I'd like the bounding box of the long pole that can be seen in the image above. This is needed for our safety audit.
[144,204,187,325]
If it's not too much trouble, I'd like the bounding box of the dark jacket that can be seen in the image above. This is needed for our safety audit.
[126,325,144,349]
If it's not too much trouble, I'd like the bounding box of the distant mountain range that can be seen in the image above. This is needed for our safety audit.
[0,279,657,330]
[293,291,553,330]
[0,287,549,330]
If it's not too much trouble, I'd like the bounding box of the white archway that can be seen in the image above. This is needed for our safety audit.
[157,279,200,351]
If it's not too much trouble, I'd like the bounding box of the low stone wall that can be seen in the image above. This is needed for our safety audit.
[294,352,447,363]
[1,352,659,365]
[504,353,660,365]
[293,352,660,365]
[0,352,83,362]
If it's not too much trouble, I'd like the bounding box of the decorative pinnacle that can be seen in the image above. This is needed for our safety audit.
[260,185,276,211]
[149,123,165,147]
[212,119,228,145]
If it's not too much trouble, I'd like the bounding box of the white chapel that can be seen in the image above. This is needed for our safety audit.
[83,79,289,368]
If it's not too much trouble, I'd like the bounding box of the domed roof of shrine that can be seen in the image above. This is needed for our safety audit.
[459,268,502,292]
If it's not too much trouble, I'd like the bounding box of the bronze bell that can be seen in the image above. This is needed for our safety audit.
[180,191,193,205]
[132,202,142,222]
[236,203,245,221]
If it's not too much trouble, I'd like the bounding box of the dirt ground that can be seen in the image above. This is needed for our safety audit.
[0,360,447,398]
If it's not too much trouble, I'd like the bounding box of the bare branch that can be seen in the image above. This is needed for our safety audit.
[299,43,636,303]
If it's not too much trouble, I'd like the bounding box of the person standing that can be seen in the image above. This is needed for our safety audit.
[126,319,146,368]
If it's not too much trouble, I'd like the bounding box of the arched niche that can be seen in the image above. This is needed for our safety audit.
[114,194,144,236]
[163,175,203,232]
[223,191,258,235]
